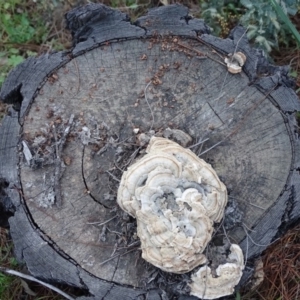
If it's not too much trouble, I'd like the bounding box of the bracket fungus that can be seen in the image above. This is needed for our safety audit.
[117,137,228,273]
[189,244,245,299]
[224,52,247,74]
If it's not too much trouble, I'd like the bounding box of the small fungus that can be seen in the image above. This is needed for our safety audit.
[224,52,246,74]
[189,244,244,299]
[117,137,228,273]
[163,127,192,147]
[133,128,140,134]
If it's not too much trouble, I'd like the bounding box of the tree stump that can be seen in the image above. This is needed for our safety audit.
[1,4,300,299]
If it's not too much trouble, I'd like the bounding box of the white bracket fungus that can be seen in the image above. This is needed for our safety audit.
[224,52,247,74]
[189,244,245,299]
[117,137,228,273]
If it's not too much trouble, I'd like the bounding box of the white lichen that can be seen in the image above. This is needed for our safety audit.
[117,137,228,273]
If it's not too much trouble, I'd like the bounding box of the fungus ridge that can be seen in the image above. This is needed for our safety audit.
[117,137,228,273]
[189,244,245,299]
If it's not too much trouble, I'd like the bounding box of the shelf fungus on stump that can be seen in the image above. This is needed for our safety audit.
[117,136,229,273]
[189,244,245,299]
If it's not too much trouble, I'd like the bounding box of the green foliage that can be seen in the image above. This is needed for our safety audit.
[0,48,26,87]
[235,290,241,300]
[9,257,19,268]
[0,0,58,88]
[110,0,139,9]
[240,0,299,52]
[0,0,40,45]
[0,273,14,296]
[200,0,300,53]
[1,13,36,44]
[296,111,300,124]
[0,1,32,87]
[200,0,244,37]
[0,238,21,300]
[270,0,300,46]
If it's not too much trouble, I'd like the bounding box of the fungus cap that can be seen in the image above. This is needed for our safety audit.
[189,244,245,299]
[225,52,247,74]
[117,137,228,273]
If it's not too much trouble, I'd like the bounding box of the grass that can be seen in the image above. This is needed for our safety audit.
[0,0,72,88]
[0,227,82,299]
[1,1,300,299]
[0,229,22,300]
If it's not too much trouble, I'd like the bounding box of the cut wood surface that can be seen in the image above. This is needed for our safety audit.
[1,4,300,300]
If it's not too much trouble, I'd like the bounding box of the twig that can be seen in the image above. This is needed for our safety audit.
[222,224,232,245]
[178,40,226,67]
[200,84,278,156]
[59,114,74,152]
[230,196,266,210]
[198,27,248,102]
[245,234,249,266]
[73,58,80,95]
[0,267,75,300]
[52,124,63,207]
[124,147,141,167]
[219,27,249,96]
[242,222,256,232]
[99,247,139,266]
[177,41,206,57]
[114,160,125,172]
[232,27,249,57]
[144,81,154,131]
[52,114,74,207]
[22,140,33,165]
[242,224,279,247]
[248,202,266,210]
[188,137,209,149]
[86,215,117,225]
[199,140,224,156]
[106,171,120,182]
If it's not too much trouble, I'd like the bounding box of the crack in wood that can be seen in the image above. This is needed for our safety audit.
[81,145,110,209]
[100,283,115,300]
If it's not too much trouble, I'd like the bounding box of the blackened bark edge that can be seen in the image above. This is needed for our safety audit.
[201,26,300,285]
[0,3,299,299]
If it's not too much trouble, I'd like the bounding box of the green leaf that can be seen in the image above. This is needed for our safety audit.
[0,273,13,294]
[26,50,37,57]
[128,3,138,9]
[289,70,298,78]
[240,0,253,9]
[9,257,19,267]
[3,13,11,21]
[270,0,300,46]
[280,1,288,15]
[255,35,273,52]
[247,28,258,39]
[9,48,19,54]
[270,17,281,30]
[8,55,24,67]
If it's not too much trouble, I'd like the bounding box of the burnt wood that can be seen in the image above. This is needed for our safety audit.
[0,4,300,299]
